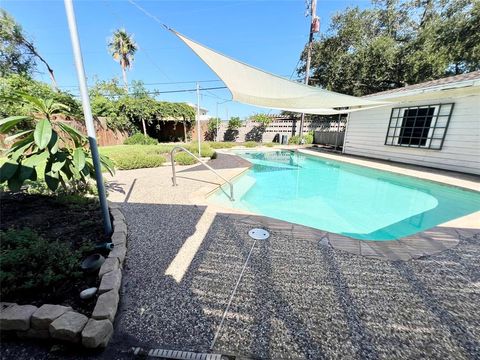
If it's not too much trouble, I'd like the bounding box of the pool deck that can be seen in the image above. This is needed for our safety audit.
[97,150,480,360]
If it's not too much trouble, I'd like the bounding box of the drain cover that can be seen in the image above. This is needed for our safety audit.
[248,228,270,240]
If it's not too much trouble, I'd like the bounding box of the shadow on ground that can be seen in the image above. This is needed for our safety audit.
[2,204,479,360]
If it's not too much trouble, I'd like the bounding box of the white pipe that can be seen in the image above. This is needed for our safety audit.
[64,0,112,234]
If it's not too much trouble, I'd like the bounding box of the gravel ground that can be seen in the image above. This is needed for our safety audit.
[2,160,479,360]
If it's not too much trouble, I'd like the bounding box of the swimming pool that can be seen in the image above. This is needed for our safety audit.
[209,150,480,241]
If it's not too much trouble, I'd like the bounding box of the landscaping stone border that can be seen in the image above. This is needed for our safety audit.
[0,202,126,349]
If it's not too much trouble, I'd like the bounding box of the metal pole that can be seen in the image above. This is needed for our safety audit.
[216,102,219,142]
[64,0,112,235]
[334,113,341,151]
[299,0,317,140]
[196,83,201,156]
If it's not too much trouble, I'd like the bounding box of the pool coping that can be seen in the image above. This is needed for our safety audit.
[185,150,479,261]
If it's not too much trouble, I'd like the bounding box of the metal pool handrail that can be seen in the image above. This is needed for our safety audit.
[170,146,235,201]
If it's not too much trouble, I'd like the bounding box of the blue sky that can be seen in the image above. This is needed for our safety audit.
[3,0,369,119]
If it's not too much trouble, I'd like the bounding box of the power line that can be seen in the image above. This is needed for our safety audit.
[56,79,223,89]
[70,85,227,98]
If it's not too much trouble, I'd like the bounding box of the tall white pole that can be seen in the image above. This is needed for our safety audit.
[196,82,201,156]
[64,0,112,235]
[216,102,219,142]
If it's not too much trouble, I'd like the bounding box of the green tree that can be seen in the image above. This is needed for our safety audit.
[0,74,81,119]
[300,0,480,96]
[228,116,242,130]
[207,117,221,140]
[0,10,57,89]
[108,29,138,92]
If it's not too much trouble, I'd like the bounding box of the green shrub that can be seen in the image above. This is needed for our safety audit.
[174,152,198,165]
[304,132,314,144]
[0,228,83,298]
[288,133,313,145]
[123,133,158,145]
[100,145,166,170]
[110,152,165,170]
[288,135,301,145]
[243,141,258,148]
[264,142,274,147]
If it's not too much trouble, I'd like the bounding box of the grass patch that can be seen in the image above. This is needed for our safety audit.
[243,141,259,148]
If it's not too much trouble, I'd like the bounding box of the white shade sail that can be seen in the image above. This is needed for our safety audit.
[172,30,388,115]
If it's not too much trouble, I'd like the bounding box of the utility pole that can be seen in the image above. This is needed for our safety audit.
[299,0,319,140]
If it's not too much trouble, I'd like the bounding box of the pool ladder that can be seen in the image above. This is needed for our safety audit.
[170,146,235,201]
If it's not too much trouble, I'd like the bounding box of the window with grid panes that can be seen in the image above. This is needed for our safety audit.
[385,103,454,150]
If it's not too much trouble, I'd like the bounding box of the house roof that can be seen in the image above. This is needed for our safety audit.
[364,71,480,100]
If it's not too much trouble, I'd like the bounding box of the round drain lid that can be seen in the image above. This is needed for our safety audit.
[248,228,270,240]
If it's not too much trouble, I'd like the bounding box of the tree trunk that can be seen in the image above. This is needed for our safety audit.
[183,121,188,142]
[23,39,58,91]
[121,64,128,92]
[141,118,147,136]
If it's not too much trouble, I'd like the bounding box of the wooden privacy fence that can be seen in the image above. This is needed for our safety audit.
[1,116,128,150]
[60,118,129,146]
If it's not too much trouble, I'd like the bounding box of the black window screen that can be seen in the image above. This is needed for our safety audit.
[385,103,454,150]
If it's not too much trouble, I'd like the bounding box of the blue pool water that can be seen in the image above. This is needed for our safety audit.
[209,150,480,241]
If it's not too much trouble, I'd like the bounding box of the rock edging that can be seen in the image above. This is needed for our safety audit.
[0,202,127,349]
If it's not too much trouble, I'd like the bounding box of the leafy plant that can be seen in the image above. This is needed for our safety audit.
[124,133,158,145]
[251,113,272,126]
[288,132,314,145]
[227,117,243,130]
[0,93,115,192]
[0,228,83,298]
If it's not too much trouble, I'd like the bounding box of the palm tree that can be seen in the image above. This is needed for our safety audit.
[108,29,138,92]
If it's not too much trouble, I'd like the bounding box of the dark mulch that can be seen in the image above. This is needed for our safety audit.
[0,192,110,315]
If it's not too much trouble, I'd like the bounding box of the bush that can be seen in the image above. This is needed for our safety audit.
[288,133,314,145]
[100,145,166,170]
[110,152,165,170]
[264,142,274,147]
[243,141,258,148]
[288,135,301,145]
[0,228,82,298]
[124,133,158,145]
[304,132,314,144]
[174,152,198,165]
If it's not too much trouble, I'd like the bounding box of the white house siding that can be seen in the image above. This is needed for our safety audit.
[343,94,480,175]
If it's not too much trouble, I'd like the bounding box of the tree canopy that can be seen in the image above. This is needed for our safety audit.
[0,9,57,89]
[108,29,138,91]
[299,0,480,96]
[89,79,195,133]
